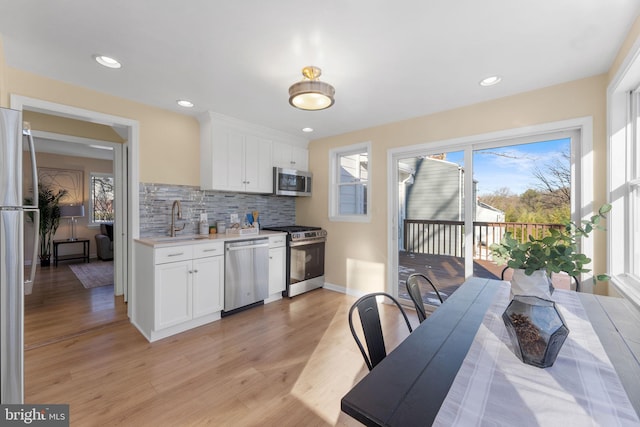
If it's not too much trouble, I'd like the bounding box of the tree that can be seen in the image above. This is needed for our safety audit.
[92,175,114,222]
[532,150,570,205]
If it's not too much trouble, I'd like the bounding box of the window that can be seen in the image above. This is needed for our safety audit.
[631,91,640,279]
[329,142,371,222]
[608,47,640,306]
[90,173,114,224]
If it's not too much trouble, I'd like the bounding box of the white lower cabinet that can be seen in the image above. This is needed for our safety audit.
[268,234,287,296]
[156,259,192,329]
[192,254,224,317]
[133,241,224,342]
[133,233,287,342]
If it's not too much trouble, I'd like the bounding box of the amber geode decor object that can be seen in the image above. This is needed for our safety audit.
[502,295,569,368]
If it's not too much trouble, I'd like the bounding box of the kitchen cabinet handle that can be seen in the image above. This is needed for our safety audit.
[167,252,185,257]
[226,243,269,252]
[203,248,218,253]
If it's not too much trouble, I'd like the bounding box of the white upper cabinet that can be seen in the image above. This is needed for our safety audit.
[272,141,309,171]
[200,112,308,193]
[200,112,273,193]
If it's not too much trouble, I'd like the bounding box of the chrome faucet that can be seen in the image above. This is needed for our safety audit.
[170,200,186,237]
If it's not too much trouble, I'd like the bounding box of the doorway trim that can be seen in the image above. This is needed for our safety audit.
[10,95,139,312]
[387,117,594,297]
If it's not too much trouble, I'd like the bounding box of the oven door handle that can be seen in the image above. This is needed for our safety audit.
[289,238,326,247]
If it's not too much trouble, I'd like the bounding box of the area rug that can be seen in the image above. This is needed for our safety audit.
[69,261,114,289]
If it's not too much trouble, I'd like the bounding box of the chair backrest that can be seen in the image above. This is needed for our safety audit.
[406,273,443,323]
[348,292,413,371]
[500,266,580,292]
[100,223,114,241]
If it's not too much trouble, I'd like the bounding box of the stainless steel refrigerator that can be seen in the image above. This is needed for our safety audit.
[0,107,39,404]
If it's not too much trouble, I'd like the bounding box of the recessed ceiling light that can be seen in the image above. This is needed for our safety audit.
[479,75,502,87]
[177,100,194,108]
[94,55,122,69]
[302,127,314,133]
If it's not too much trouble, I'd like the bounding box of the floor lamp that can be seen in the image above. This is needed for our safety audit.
[59,204,85,241]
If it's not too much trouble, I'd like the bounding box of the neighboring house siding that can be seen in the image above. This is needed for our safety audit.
[406,157,463,221]
[476,202,505,222]
[403,157,504,257]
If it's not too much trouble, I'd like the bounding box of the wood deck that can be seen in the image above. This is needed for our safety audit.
[398,251,574,306]
[398,251,505,305]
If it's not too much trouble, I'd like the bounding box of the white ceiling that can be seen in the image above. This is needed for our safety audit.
[1,1,639,140]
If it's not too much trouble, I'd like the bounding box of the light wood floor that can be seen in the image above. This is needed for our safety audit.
[24,268,418,426]
[24,261,127,349]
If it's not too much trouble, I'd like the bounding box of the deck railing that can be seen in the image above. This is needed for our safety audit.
[403,219,564,260]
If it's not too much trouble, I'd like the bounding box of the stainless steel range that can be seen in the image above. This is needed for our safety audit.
[261,225,327,297]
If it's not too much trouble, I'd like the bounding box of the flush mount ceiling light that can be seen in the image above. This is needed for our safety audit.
[479,75,502,86]
[302,127,314,133]
[94,55,122,69]
[177,100,194,108]
[289,66,335,111]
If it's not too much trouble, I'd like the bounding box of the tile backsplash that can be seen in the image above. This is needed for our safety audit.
[139,183,296,237]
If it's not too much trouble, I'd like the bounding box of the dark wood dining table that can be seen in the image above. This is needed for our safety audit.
[340,277,640,426]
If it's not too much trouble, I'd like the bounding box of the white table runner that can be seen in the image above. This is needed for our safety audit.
[433,282,640,426]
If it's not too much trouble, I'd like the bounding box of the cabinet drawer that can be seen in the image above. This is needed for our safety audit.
[269,234,287,248]
[155,245,193,264]
[193,241,224,258]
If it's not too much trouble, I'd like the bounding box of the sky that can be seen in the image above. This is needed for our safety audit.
[445,138,571,196]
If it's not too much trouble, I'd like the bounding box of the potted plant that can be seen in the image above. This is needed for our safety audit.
[25,184,68,267]
[489,204,611,297]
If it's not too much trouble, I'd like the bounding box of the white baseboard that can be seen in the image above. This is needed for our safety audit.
[322,282,368,299]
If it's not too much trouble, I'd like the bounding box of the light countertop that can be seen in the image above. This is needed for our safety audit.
[134,230,286,248]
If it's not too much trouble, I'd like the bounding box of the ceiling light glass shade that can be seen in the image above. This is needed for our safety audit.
[289,66,335,111]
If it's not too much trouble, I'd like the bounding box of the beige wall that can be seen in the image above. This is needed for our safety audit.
[301,75,609,294]
[0,37,200,186]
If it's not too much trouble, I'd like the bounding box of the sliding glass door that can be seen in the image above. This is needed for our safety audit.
[392,128,582,307]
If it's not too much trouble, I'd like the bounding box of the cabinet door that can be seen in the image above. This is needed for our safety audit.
[156,260,192,329]
[245,135,273,193]
[206,124,245,191]
[290,146,308,171]
[272,141,292,169]
[225,132,246,192]
[268,246,286,294]
[192,255,224,317]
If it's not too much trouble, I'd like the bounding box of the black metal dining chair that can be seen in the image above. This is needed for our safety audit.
[348,292,413,371]
[406,273,444,323]
[500,266,580,292]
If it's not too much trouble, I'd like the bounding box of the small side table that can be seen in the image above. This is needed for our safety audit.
[53,238,90,267]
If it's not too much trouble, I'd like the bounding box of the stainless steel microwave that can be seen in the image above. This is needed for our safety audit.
[274,167,312,196]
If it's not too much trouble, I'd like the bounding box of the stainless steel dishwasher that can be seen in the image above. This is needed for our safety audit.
[224,238,269,314]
